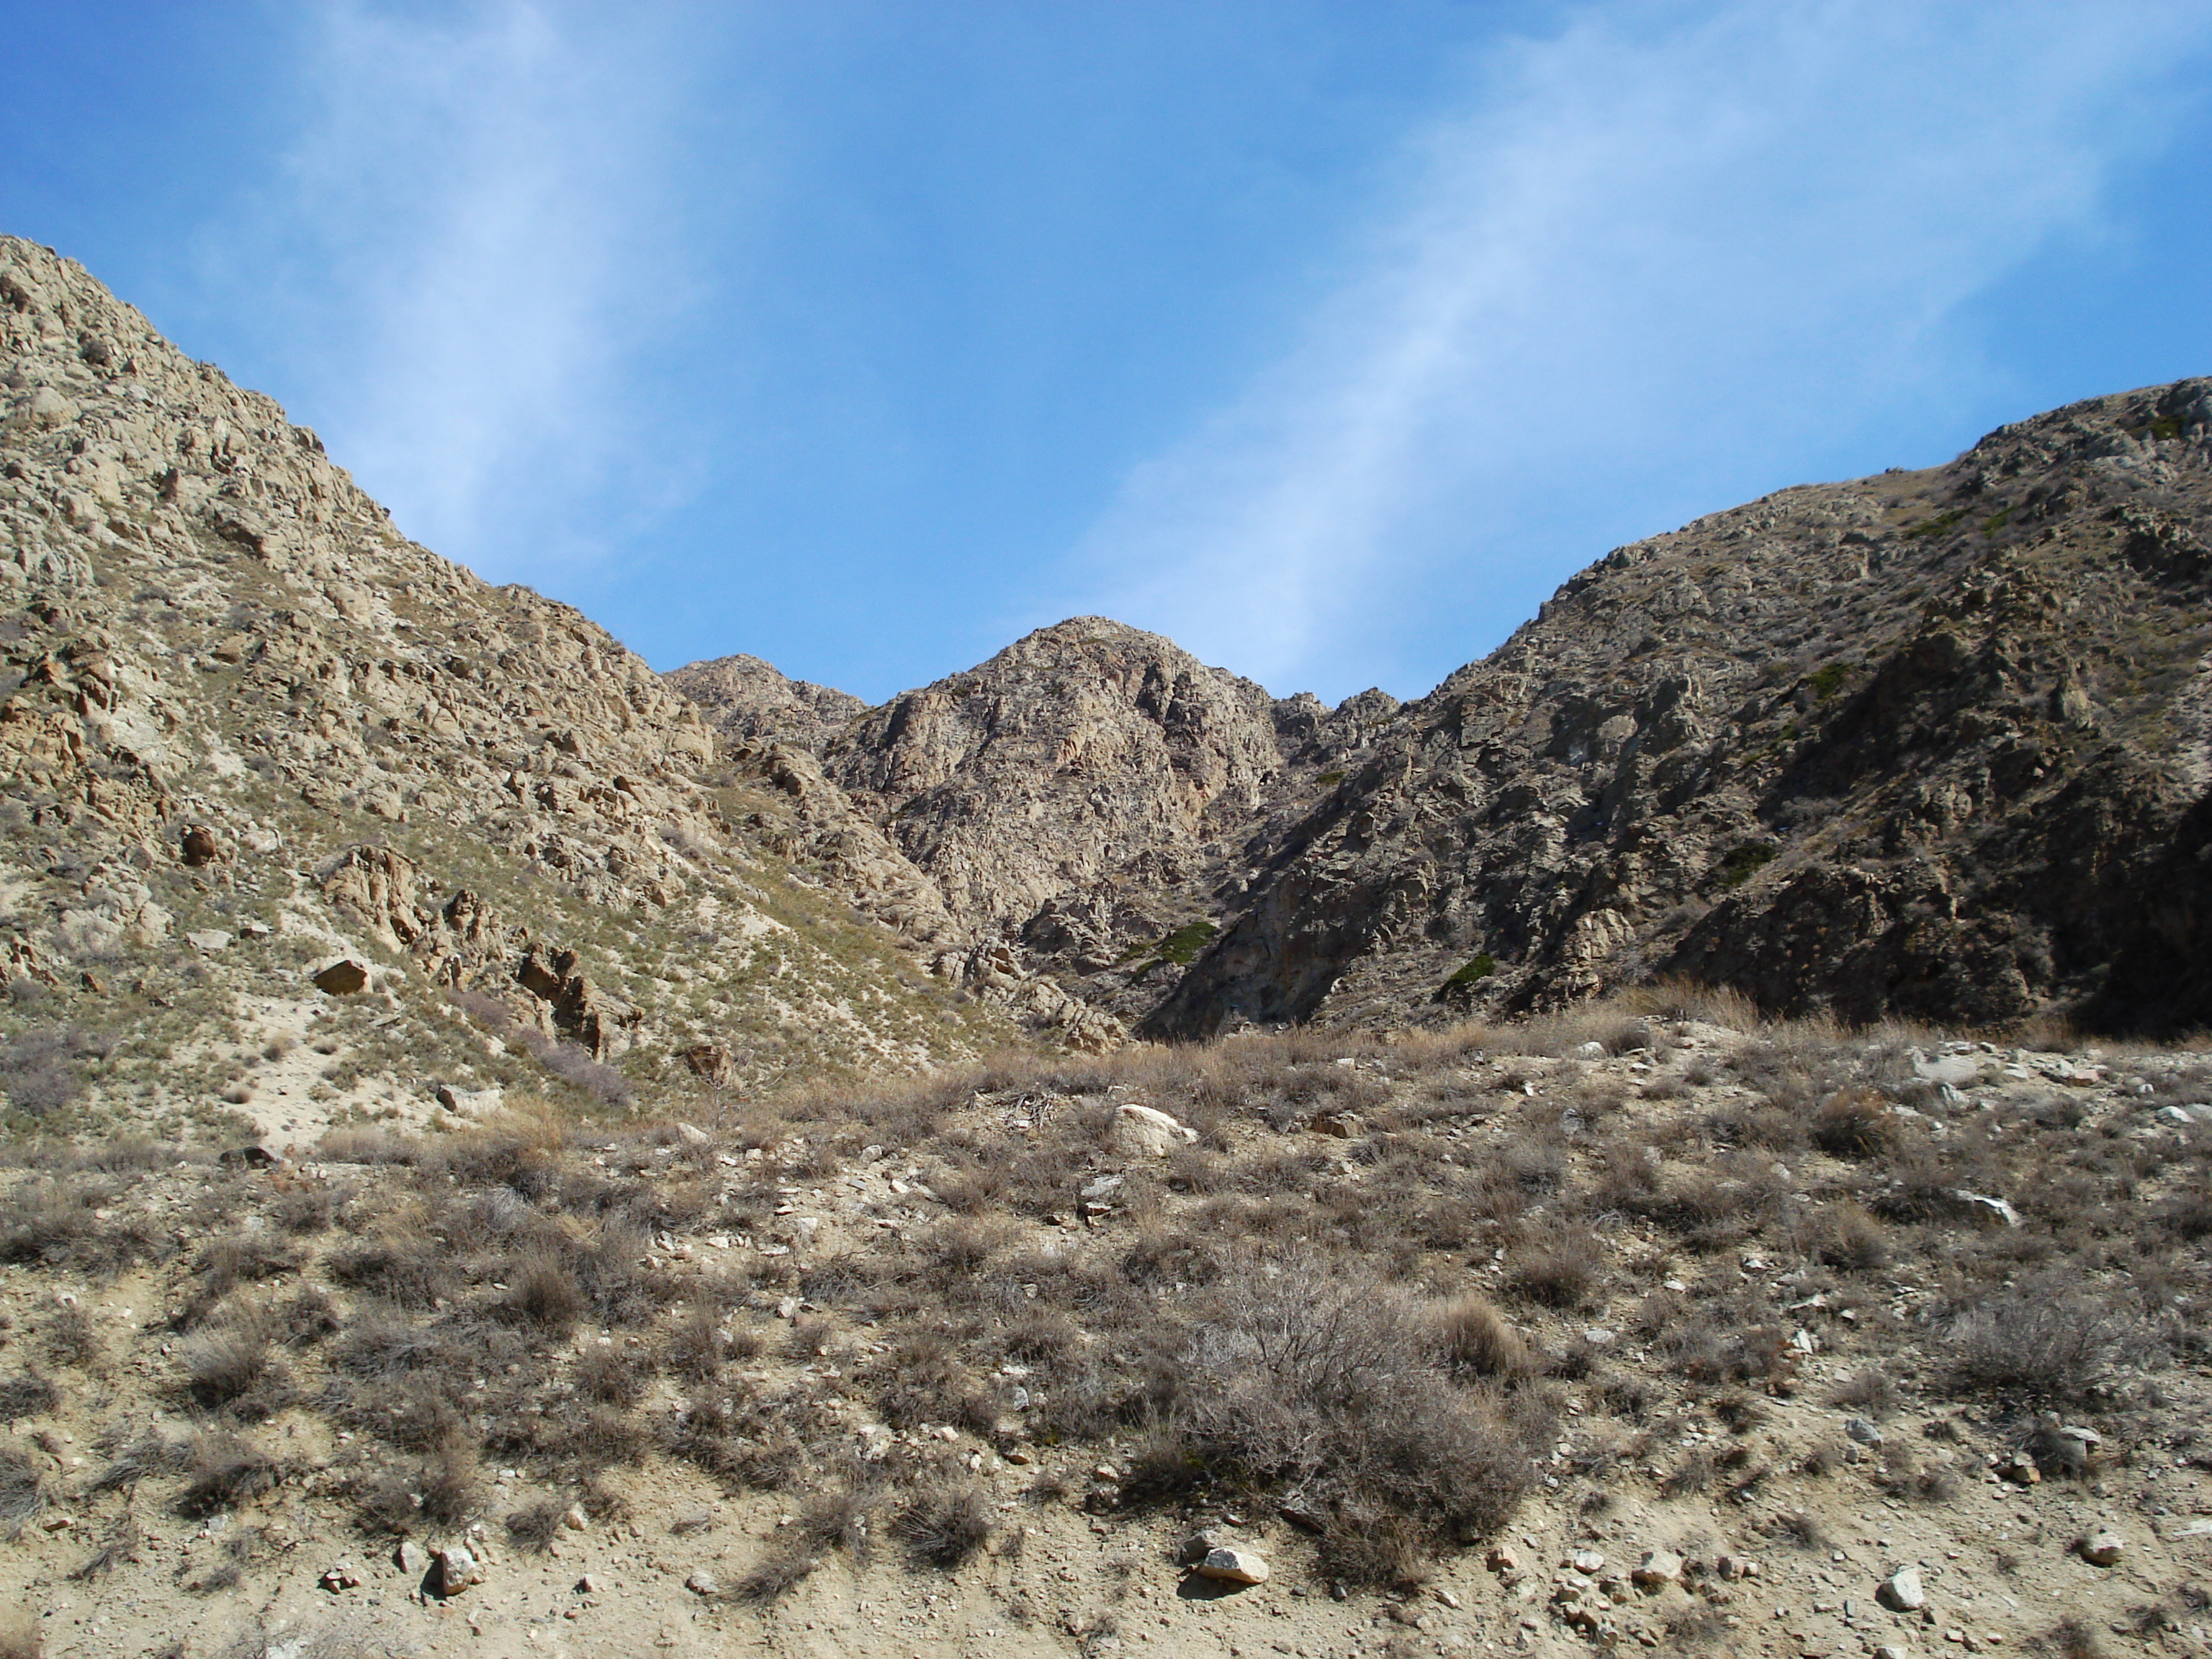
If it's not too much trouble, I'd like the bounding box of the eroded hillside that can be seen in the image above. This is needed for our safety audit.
[0,235,1017,1144]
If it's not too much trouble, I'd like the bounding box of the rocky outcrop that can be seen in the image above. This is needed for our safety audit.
[1148,379,2212,1038]
[673,618,1390,1028]
[667,652,867,752]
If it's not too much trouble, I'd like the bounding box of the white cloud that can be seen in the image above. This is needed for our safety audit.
[1071,1,2212,696]
[222,0,714,575]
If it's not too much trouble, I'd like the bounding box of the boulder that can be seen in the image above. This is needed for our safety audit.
[395,1539,429,1576]
[2078,1530,2124,1568]
[431,1545,482,1596]
[1877,1567,1925,1612]
[1109,1103,1196,1157]
[179,824,222,867]
[435,1084,503,1116]
[1197,1547,1269,1585]
[1632,1550,1683,1588]
[313,958,371,995]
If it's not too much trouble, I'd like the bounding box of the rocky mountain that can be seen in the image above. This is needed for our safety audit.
[1151,377,2212,1037]
[674,379,2212,1043]
[676,617,1400,1029]
[666,652,867,752]
[0,235,1013,1141]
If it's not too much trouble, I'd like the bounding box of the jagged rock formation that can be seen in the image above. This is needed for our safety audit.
[676,617,1396,1027]
[666,652,866,751]
[1148,378,2212,1037]
[0,236,1010,1137]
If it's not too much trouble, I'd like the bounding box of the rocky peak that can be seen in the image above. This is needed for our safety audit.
[665,652,868,753]
[814,616,1303,934]
[1148,377,2212,1038]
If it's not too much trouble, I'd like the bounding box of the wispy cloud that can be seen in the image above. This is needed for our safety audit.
[215,0,715,576]
[1071,1,2212,698]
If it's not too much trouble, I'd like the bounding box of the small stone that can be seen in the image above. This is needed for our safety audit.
[575,1574,597,1594]
[1632,1550,1683,1588]
[1573,1041,1606,1060]
[2077,1530,2123,1568]
[1488,1547,1522,1574]
[395,1540,430,1575]
[320,1563,361,1592]
[1878,1568,1925,1613]
[1573,1550,1606,1575]
[1874,1647,1912,1659]
[1434,1587,1462,1609]
[431,1545,482,1597]
[1198,1547,1270,1585]
[562,1506,588,1531]
[685,1568,721,1596]
[1845,1418,1884,1446]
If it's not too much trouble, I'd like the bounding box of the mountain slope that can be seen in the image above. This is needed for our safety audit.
[675,618,1398,1027]
[0,236,1011,1139]
[1149,377,2212,1036]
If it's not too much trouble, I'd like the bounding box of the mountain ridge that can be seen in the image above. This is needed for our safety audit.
[671,379,2212,1041]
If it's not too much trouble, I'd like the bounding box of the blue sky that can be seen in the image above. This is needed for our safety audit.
[6,2,2212,705]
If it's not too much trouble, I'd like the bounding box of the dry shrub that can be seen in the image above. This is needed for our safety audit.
[1507,1226,1603,1308]
[505,1499,567,1553]
[1431,1294,1530,1379]
[0,1374,57,1425]
[574,1344,655,1406]
[1827,1367,1899,1416]
[44,1305,99,1369]
[893,1478,992,1569]
[877,1334,997,1433]
[1623,979,1761,1031]
[2036,1617,2104,1659]
[1945,1287,2143,1402]
[1159,1259,1545,1583]
[504,1256,588,1336]
[0,1445,45,1537]
[1808,1202,1889,1271]
[327,1234,452,1309]
[1812,1090,1895,1158]
[176,1433,281,1517]
[178,1327,281,1416]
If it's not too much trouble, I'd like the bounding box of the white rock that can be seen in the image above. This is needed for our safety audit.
[1632,1550,1682,1587]
[1197,1547,1269,1585]
[436,1084,503,1115]
[1877,1567,1925,1612]
[185,928,232,952]
[1951,1191,2021,1228]
[2079,1530,2124,1568]
[1109,1103,1196,1157]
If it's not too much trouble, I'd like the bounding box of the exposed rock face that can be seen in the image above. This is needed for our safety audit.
[674,618,1390,1028]
[0,236,1010,1132]
[1148,378,2212,1037]
[665,652,866,752]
